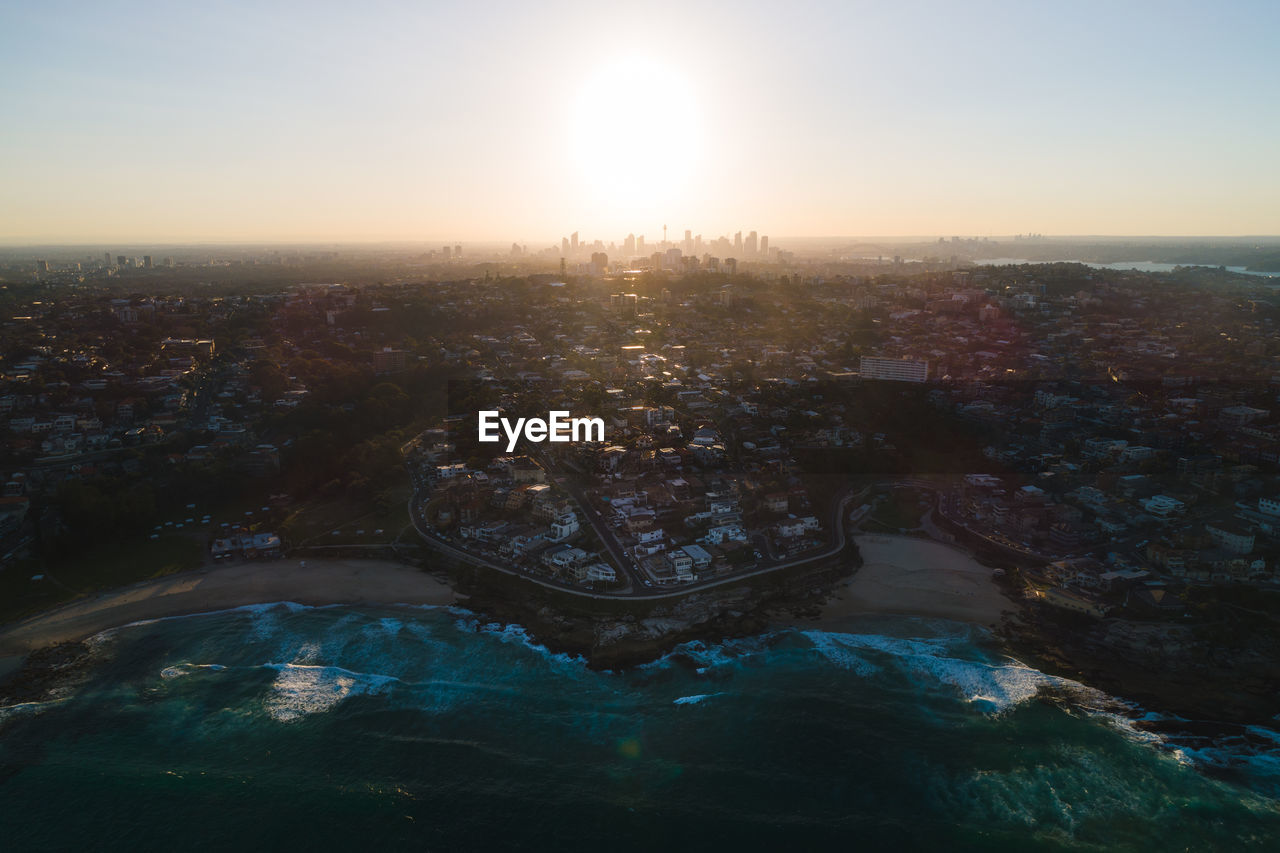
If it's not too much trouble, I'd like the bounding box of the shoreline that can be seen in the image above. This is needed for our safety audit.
[4,539,1271,728]
[0,535,1013,686]
[0,534,1013,665]
[0,557,459,662]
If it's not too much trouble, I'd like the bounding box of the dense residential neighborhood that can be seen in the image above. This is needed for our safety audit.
[2,247,1280,623]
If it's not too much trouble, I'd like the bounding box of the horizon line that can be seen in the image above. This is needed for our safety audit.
[4,234,1280,250]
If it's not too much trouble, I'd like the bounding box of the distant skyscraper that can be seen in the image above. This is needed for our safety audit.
[117,255,127,267]
[142,255,153,269]
[562,236,570,255]
[454,244,461,258]
[860,356,929,382]
[637,235,645,253]
[746,231,758,256]
[36,259,49,272]
[103,251,112,267]
[442,245,451,260]
[570,232,579,253]
[760,236,768,256]
[624,233,636,256]
[373,347,408,375]
[734,231,743,253]
[683,229,692,253]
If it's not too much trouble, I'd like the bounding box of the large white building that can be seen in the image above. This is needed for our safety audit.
[859,356,929,383]
[1206,521,1255,555]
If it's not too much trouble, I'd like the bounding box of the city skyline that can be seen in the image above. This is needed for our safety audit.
[2,1,1279,242]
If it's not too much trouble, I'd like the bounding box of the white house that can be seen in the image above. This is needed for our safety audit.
[548,512,580,542]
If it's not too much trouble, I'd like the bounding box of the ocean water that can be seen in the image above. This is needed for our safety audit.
[974,257,1280,278]
[1,604,1277,851]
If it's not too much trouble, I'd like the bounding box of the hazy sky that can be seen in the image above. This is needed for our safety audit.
[2,0,1278,244]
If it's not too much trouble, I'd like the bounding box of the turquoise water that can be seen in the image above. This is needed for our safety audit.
[1,603,1277,850]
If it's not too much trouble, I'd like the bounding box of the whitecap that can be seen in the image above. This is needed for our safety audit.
[673,693,721,705]
[88,602,316,648]
[644,634,779,673]
[459,619,588,668]
[161,662,228,680]
[262,663,398,722]
[800,629,1084,713]
[802,631,882,676]
[0,698,65,724]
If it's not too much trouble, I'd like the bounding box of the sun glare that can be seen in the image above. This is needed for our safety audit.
[569,56,703,213]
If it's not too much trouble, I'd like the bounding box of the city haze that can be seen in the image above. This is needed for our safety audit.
[2,0,1279,243]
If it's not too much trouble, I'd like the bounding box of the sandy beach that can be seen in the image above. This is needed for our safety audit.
[804,534,1016,627]
[0,558,458,661]
[0,535,1013,681]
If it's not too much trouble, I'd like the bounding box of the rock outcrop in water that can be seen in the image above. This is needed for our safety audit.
[1002,608,1280,727]
[453,570,839,669]
[0,641,99,708]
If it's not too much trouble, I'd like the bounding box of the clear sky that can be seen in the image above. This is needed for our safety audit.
[2,0,1277,244]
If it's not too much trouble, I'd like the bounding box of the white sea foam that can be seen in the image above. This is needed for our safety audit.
[160,662,227,680]
[647,634,778,674]
[90,602,316,645]
[81,629,119,649]
[673,693,721,705]
[0,698,64,724]
[262,663,398,722]
[805,627,1280,783]
[1165,739,1280,786]
[360,617,404,638]
[456,618,587,669]
[802,632,882,677]
[801,629,1086,713]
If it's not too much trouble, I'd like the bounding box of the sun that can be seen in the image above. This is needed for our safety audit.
[568,56,703,212]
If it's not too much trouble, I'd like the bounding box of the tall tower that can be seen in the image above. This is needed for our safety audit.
[663,224,667,247]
